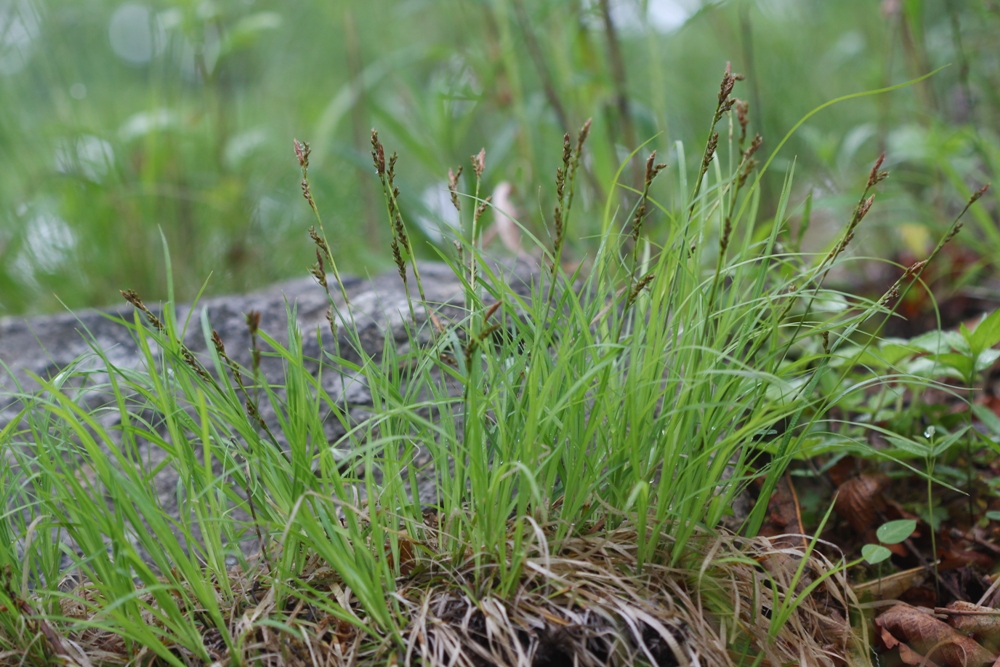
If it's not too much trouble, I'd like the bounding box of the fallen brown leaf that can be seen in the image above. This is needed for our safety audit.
[833,473,886,535]
[939,601,1000,654]
[876,603,997,667]
[852,565,929,602]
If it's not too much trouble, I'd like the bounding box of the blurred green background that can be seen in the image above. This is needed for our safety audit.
[0,0,996,315]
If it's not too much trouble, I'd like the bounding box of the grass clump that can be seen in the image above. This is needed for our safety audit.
[0,68,984,666]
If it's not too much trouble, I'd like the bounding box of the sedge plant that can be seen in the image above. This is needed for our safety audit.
[0,68,981,665]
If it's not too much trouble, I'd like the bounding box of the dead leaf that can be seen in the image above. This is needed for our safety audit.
[876,603,997,667]
[481,181,520,252]
[939,601,1000,654]
[760,473,806,550]
[834,474,886,535]
[853,565,929,602]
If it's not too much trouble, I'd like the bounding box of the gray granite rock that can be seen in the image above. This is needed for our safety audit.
[0,259,538,564]
[0,259,536,427]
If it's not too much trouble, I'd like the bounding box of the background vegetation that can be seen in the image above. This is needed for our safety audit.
[0,0,996,315]
[2,2,1000,663]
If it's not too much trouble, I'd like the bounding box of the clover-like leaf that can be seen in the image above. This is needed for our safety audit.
[877,519,916,545]
[862,544,892,565]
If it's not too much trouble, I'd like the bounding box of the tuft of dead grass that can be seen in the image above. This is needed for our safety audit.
[24,518,863,667]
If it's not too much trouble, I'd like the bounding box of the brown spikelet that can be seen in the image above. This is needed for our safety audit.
[391,239,406,283]
[472,148,486,178]
[121,290,164,331]
[370,129,386,177]
[121,290,212,380]
[295,140,317,211]
[448,167,463,212]
[309,226,329,255]
[857,195,875,222]
[212,329,246,388]
[715,63,744,121]
[211,329,226,357]
[246,310,261,335]
[703,132,719,170]
[484,300,503,324]
[691,64,745,216]
[575,118,592,152]
[631,151,667,248]
[293,138,311,170]
[744,134,762,161]
[735,100,749,145]
[867,153,888,188]
[388,153,398,187]
[311,250,328,288]
[474,195,492,223]
[903,260,927,278]
[300,179,315,210]
[325,306,337,339]
[557,118,592,255]
[626,273,655,310]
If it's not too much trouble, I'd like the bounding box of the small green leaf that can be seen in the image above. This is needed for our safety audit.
[885,434,931,458]
[917,505,949,532]
[933,352,973,379]
[986,511,1000,521]
[960,321,973,347]
[879,341,919,366]
[909,330,967,355]
[876,519,916,545]
[930,426,970,457]
[968,308,1000,356]
[976,349,1000,373]
[862,544,892,565]
[973,405,1000,437]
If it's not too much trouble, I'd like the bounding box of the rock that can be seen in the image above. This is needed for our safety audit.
[0,258,537,562]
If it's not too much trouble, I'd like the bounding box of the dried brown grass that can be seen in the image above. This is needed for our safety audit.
[28,517,864,667]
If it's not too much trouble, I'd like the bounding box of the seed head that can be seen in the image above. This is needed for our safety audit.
[744,134,762,161]
[472,148,486,178]
[311,249,327,288]
[702,132,719,169]
[474,195,492,223]
[448,166,463,212]
[371,129,386,177]
[246,310,261,336]
[121,290,164,331]
[309,226,329,255]
[293,139,311,170]
[576,118,592,151]
[717,62,745,109]
[867,153,888,188]
[857,195,874,221]
[735,100,749,144]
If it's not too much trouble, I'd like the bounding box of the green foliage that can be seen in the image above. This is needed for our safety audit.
[0,0,996,316]
[1,0,999,661]
[861,520,916,565]
[0,79,925,656]
[876,519,917,545]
